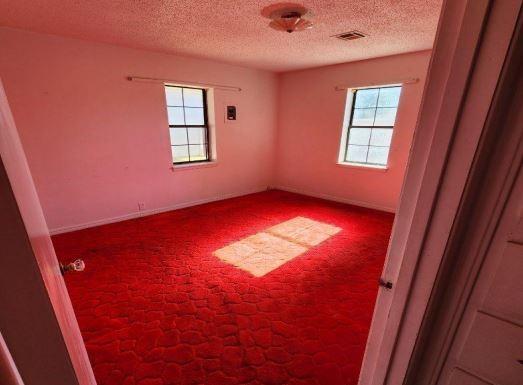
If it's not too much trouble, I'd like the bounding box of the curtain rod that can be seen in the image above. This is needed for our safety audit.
[334,77,419,91]
[127,76,242,92]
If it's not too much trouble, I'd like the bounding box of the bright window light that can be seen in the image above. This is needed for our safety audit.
[339,85,402,167]
[165,85,210,164]
[214,217,341,277]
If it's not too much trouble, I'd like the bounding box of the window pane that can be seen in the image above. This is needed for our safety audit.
[166,86,208,164]
[355,88,379,108]
[374,107,397,126]
[189,144,207,161]
[167,107,185,125]
[348,127,371,145]
[367,146,390,165]
[184,107,204,125]
[183,88,204,107]
[172,145,189,163]
[346,145,368,163]
[352,108,375,126]
[165,87,183,106]
[169,127,188,145]
[370,128,393,146]
[377,87,401,107]
[187,127,206,144]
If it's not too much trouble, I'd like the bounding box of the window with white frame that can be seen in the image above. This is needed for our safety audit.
[164,85,210,164]
[340,85,402,167]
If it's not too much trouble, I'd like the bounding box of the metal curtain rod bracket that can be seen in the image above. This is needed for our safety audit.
[127,76,242,92]
[334,78,419,91]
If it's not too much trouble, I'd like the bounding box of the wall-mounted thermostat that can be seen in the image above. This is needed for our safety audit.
[227,105,237,121]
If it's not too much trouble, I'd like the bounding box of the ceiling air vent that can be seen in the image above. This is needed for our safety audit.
[334,31,367,41]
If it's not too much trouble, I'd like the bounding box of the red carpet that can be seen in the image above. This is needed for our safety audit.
[53,190,394,385]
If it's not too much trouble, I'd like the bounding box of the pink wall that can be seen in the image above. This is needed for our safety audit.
[0,27,278,233]
[0,27,430,232]
[274,51,431,212]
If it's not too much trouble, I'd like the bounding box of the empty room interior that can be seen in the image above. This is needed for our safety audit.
[1,1,522,385]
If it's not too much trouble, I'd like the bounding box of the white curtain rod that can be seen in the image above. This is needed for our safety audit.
[334,77,419,91]
[127,76,242,92]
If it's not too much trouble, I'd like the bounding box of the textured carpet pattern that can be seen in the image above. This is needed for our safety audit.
[53,190,394,385]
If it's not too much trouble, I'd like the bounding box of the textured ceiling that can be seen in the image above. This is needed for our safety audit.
[0,0,443,72]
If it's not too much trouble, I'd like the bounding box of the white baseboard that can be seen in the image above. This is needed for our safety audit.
[49,187,267,235]
[272,185,396,213]
[50,186,394,235]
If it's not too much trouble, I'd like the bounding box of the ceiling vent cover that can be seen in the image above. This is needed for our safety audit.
[334,31,367,41]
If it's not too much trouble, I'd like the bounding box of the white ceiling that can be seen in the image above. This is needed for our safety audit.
[0,0,443,72]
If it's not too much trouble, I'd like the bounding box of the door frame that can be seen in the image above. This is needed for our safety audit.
[0,332,24,385]
[406,11,523,382]
[359,0,522,384]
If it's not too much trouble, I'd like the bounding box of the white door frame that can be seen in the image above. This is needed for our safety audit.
[407,11,523,382]
[359,0,522,384]
[0,332,24,385]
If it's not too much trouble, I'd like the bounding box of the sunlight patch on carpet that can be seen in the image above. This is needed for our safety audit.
[214,217,341,277]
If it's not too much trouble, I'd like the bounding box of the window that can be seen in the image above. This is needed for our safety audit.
[340,85,402,167]
[165,85,210,164]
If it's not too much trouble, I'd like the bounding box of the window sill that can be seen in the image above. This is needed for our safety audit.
[170,161,218,172]
[336,162,389,172]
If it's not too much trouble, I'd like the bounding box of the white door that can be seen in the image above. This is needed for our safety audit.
[0,79,96,384]
[441,164,523,384]
[358,1,522,383]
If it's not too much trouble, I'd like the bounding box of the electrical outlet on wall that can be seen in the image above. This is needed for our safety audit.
[138,202,145,211]
[223,102,238,124]
[226,105,236,121]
